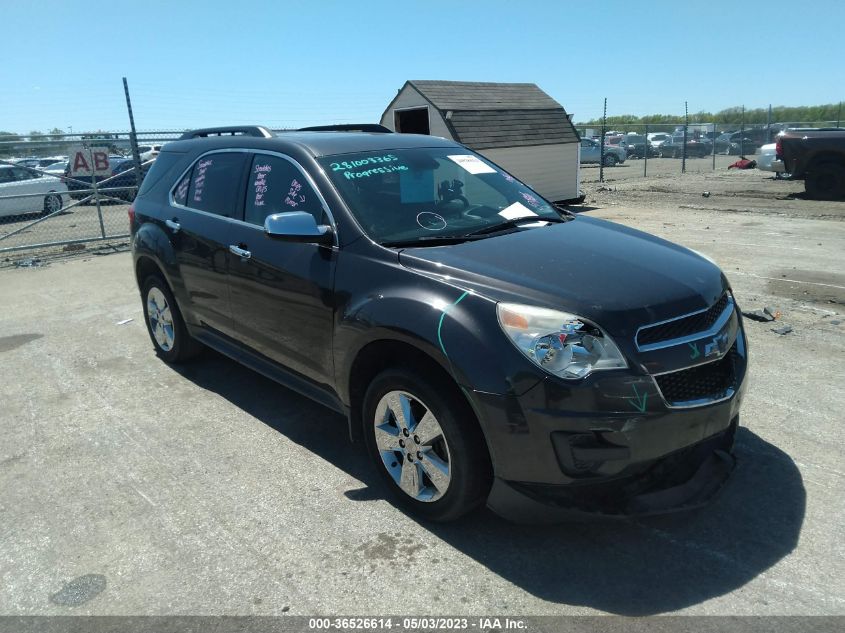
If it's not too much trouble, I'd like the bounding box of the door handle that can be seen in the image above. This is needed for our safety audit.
[229,244,252,260]
[165,218,180,233]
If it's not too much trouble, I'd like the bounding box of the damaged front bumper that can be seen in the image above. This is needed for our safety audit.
[486,418,737,523]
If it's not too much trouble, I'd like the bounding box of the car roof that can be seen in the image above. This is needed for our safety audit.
[164,131,461,158]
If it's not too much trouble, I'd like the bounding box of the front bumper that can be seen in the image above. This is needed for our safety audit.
[471,323,747,521]
[487,418,737,522]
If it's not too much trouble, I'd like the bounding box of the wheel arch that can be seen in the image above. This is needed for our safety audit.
[346,338,495,474]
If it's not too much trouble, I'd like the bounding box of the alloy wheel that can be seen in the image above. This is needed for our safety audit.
[373,390,452,502]
[146,286,175,351]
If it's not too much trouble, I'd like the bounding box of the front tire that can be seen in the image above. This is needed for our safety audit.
[141,275,203,363]
[363,368,491,522]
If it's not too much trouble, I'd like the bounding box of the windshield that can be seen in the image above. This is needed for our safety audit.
[318,148,564,244]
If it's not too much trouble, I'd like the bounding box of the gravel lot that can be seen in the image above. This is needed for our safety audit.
[1,168,843,618]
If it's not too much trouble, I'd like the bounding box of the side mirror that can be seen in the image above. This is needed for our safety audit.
[264,211,333,245]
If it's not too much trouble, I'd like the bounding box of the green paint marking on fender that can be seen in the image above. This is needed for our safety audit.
[627,384,648,413]
[688,342,701,360]
[437,290,469,359]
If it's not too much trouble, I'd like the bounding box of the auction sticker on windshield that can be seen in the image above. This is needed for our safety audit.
[447,154,496,174]
[498,201,538,220]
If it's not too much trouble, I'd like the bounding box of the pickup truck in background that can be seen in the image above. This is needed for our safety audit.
[775,129,845,200]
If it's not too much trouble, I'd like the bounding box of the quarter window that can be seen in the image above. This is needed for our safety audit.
[186,152,248,217]
[244,154,323,226]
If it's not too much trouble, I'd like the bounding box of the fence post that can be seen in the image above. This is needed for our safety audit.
[682,101,688,174]
[123,77,143,198]
[739,105,745,157]
[712,122,717,170]
[88,145,107,239]
[643,124,648,177]
[837,102,842,128]
[599,97,607,183]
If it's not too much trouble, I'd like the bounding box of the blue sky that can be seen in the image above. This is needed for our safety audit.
[1,0,842,134]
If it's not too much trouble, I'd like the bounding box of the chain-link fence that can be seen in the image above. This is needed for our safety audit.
[0,130,188,255]
[574,104,844,184]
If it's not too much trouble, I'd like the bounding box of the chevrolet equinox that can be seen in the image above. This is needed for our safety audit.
[130,125,747,522]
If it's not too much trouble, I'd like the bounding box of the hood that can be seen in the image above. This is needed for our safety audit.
[398,215,727,339]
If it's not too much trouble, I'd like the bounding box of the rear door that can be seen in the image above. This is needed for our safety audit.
[10,167,43,214]
[224,151,338,386]
[168,150,250,338]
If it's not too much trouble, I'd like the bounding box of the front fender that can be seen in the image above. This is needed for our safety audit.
[333,281,543,405]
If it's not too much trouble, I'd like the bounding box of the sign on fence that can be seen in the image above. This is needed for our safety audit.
[69,147,111,177]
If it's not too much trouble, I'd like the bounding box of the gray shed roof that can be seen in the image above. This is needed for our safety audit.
[402,80,579,149]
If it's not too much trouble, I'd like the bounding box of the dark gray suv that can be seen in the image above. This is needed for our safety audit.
[130,126,747,522]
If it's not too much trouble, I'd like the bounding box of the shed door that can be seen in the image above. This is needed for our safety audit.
[394,107,430,135]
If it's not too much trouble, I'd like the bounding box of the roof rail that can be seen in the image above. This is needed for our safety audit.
[297,124,392,133]
[179,126,274,140]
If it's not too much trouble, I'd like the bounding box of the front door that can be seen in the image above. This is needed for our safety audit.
[225,152,337,387]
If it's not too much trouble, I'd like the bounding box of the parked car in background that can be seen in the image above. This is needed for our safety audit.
[658,135,713,158]
[646,133,672,149]
[0,165,69,218]
[604,135,628,149]
[138,145,162,162]
[776,128,845,199]
[107,158,155,201]
[756,143,789,179]
[624,134,658,158]
[44,161,69,176]
[131,125,747,522]
[580,138,627,166]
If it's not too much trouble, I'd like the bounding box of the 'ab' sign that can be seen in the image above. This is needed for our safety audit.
[69,147,111,177]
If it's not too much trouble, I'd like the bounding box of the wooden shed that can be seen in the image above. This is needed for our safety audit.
[380,80,581,202]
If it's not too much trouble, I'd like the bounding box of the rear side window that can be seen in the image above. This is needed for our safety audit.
[186,152,248,217]
[173,169,191,206]
[244,154,323,226]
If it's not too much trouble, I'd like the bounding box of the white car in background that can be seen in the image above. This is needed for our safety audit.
[137,144,162,161]
[756,143,790,179]
[647,132,672,149]
[0,165,69,218]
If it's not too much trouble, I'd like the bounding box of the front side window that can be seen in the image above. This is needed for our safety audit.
[185,152,248,217]
[318,148,563,244]
[244,154,323,226]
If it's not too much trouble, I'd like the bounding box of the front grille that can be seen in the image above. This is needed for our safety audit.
[654,342,739,406]
[637,293,731,347]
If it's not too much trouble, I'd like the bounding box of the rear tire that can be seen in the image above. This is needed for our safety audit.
[141,275,203,363]
[363,368,491,522]
[603,154,618,167]
[805,162,845,200]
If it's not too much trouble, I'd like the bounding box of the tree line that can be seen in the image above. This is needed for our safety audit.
[574,103,844,126]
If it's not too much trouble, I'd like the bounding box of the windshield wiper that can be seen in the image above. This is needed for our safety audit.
[380,234,485,248]
[459,215,567,238]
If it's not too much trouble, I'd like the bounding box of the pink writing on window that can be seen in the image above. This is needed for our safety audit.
[193,159,212,203]
[285,179,305,208]
[253,163,271,208]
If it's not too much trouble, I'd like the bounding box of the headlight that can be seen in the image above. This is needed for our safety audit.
[497,303,627,379]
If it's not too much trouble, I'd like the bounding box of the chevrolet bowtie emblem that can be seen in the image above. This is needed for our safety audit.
[704,331,729,358]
